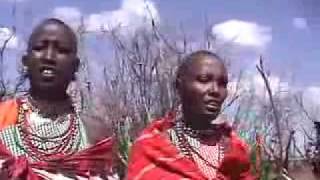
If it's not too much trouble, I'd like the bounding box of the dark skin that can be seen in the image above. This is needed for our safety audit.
[177,55,228,131]
[22,20,110,144]
[22,21,79,115]
[175,53,254,178]
[1,20,110,178]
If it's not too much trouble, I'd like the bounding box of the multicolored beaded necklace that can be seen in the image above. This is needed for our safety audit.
[174,120,224,162]
[171,118,225,178]
[16,96,82,161]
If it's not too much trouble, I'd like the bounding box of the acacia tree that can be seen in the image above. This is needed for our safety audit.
[0,25,14,100]
[79,16,240,177]
[0,28,26,101]
[236,57,318,179]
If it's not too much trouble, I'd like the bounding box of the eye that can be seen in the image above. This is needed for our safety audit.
[58,47,72,54]
[197,75,211,83]
[32,44,45,51]
[218,78,228,88]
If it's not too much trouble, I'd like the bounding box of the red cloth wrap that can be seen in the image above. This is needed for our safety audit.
[0,137,115,179]
[127,114,256,180]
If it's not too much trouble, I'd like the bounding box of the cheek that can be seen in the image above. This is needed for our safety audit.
[30,51,41,58]
[182,83,206,105]
[59,60,75,72]
[220,88,228,100]
[194,84,208,96]
[57,55,76,68]
[27,54,38,64]
[28,61,39,74]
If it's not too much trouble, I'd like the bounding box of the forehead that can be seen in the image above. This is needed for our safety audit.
[30,23,75,46]
[186,56,227,77]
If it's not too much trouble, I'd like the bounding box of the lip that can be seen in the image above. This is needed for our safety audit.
[206,104,220,111]
[39,65,57,79]
[206,103,220,109]
[205,100,221,111]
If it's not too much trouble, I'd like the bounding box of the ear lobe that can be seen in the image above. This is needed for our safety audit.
[22,54,28,67]
[175,78,180,89]
[73,57,80,73]
[71,57,80,81]
[175,77,183,96]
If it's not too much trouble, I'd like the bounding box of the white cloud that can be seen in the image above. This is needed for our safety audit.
[212,20,272,51]
[299,86,320,123]
[52,7,82,29]
[231,72,319,109]
[292,17,308,30]
[228,72,289,99]
[251,74,289,96]
[303,86,320,106]
[52,0,159,36]
[85,0,159,33]
[0,27,20,49]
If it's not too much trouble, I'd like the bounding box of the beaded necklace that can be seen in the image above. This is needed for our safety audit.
[16,96,82,161]
[173,119,225,170]
[27,95,73,118]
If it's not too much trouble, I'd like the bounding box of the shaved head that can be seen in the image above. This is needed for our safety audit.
[175,50,228,130]
[176,50,224,81]
[27,18,77,53]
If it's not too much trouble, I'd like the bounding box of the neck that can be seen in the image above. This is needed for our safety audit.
[181,115,229,143]
[181,104,222,130]
[183,114,213,131]
[28,88,74,118]
[29,87,69,102]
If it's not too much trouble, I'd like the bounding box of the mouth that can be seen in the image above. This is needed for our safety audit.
[39,66,57,79]
[205,100,221,112]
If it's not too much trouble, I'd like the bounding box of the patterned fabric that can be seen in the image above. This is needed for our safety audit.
[0,137,115,179]
[0,112,88,160]
[168,128,224,178]
[127,113,256,180]
[0,99,115,179]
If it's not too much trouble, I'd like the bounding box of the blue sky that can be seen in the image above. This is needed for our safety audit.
[0,0,319,91]
[1,0,319,151]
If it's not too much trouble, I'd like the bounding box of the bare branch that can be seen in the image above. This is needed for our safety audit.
[256,56,284,170]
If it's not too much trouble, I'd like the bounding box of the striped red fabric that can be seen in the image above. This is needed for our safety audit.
[0,137,115,179]
[127,114,257,180]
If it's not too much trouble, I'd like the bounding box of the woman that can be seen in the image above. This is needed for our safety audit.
[0,18,114,179]
[127,50,255,179]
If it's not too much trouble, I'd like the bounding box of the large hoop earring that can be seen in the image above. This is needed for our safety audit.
[71,72,78,81]
[22,66,28,77]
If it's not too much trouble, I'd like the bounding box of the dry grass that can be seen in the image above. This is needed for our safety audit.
[289,162,318,180]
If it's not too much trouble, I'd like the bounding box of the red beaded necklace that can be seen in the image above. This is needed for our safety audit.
[17,97,81,161]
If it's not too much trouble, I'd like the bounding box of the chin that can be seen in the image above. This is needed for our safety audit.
[38,82,58,89]
[34,81,63,92]
[196,113,218,123]
[203,110,219,117]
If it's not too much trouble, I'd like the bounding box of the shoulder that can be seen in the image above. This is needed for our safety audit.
[131,116,175,152]
[0,99,17,110]
[230,132,250,153]
[0,99,19,130]
[138,116,174,140]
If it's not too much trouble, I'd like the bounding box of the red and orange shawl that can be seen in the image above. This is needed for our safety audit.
[127,113,256,180]
[0,99,115,179]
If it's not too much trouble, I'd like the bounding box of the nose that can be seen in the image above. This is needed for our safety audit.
[208,82,220,96]
[43,44,56,62]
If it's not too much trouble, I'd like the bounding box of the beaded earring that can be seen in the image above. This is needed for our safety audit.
[22,66,28,77]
